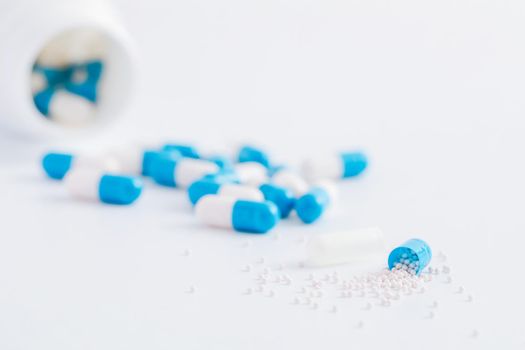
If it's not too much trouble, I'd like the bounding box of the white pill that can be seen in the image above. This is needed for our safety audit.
[306,227,385,267]
[219,184,265,201]
[234,162,268,186]
[49,91,96,126]
[31,71,47,94]
[271,168,309,196]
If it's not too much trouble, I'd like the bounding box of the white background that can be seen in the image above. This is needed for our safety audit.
[1,0,525,349]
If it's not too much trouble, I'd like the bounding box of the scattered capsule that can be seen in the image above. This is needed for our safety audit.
[162,143,200,158]
[237,145,271,168]
[195,195,280,233]
[42,152,118,180]
[270,167,309,196]
[302,151,368,181]
[295,182,336,224]
[188,180,264,205]
[302,152,368,180]
[110,146,181,176]
[150,156,219,188]
[65,169,142,205]
[388,239,432,275]
[258,183,295,218]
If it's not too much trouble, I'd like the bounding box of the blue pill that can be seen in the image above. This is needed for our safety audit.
[388,239,432,275]
[142,150,180,177]
[341,152,368,178]
[237,145,271,168]
[33,88,55,116]
[295,187,331,224]
[42,152,73,179]
[162,144,200,159]
[99,175,143,205]
[259,183,295,218]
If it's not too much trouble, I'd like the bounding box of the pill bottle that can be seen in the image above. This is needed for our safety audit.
[0,0,136,140]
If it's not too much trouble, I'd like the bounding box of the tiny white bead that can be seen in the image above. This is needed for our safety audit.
[426,311,435,319]
[470,329,479,338]
[465,295,473,302]
[456,286,464,294]
[356,321,364,329]
[186,286,195,294]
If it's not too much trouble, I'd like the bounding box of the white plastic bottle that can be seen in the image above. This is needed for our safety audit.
[0,0,136,139]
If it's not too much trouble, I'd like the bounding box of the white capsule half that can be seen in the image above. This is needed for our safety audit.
[65,168,102,201]
[176,158,220,188]
[195,195,237,229]
[31,71,47,94]
[271,169,309,197]
[302,154,343,181]
[109,145,144,175]
[306,227,385,267]
[234,162,268,186]
[49,90,96,126]
[218,184,265,201]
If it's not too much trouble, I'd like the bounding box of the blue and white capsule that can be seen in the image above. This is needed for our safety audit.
[195,195,280,233]
[302,151,368,181]
[388,239,432,275]
[42,152,118,180]
[188,180,294,217]
[295,180,338,224]
[188,180,264,205]
[237,145,271,168]
[150,157,219,188]
[110,146,181,176]
[65,169,143,205]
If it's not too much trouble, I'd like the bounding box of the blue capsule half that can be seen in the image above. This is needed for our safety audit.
[232,200,280,233]
[237,145,271,168]
[388,239,432,275]
[150,155,177,186]
[341,152,368,178]
[295,187,330,224]
[162,144,200,159]
[98,174,143,205]
[42,152,73,180]
[33,88,55,116]
[259,183,295,218]
[207,155,234,171]
[188,180,222,205]
[142,149,180,177]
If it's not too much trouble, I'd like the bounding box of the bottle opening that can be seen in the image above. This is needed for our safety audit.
[30,28,109,127]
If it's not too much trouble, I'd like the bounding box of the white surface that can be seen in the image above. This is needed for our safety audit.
[1,0,525,349]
